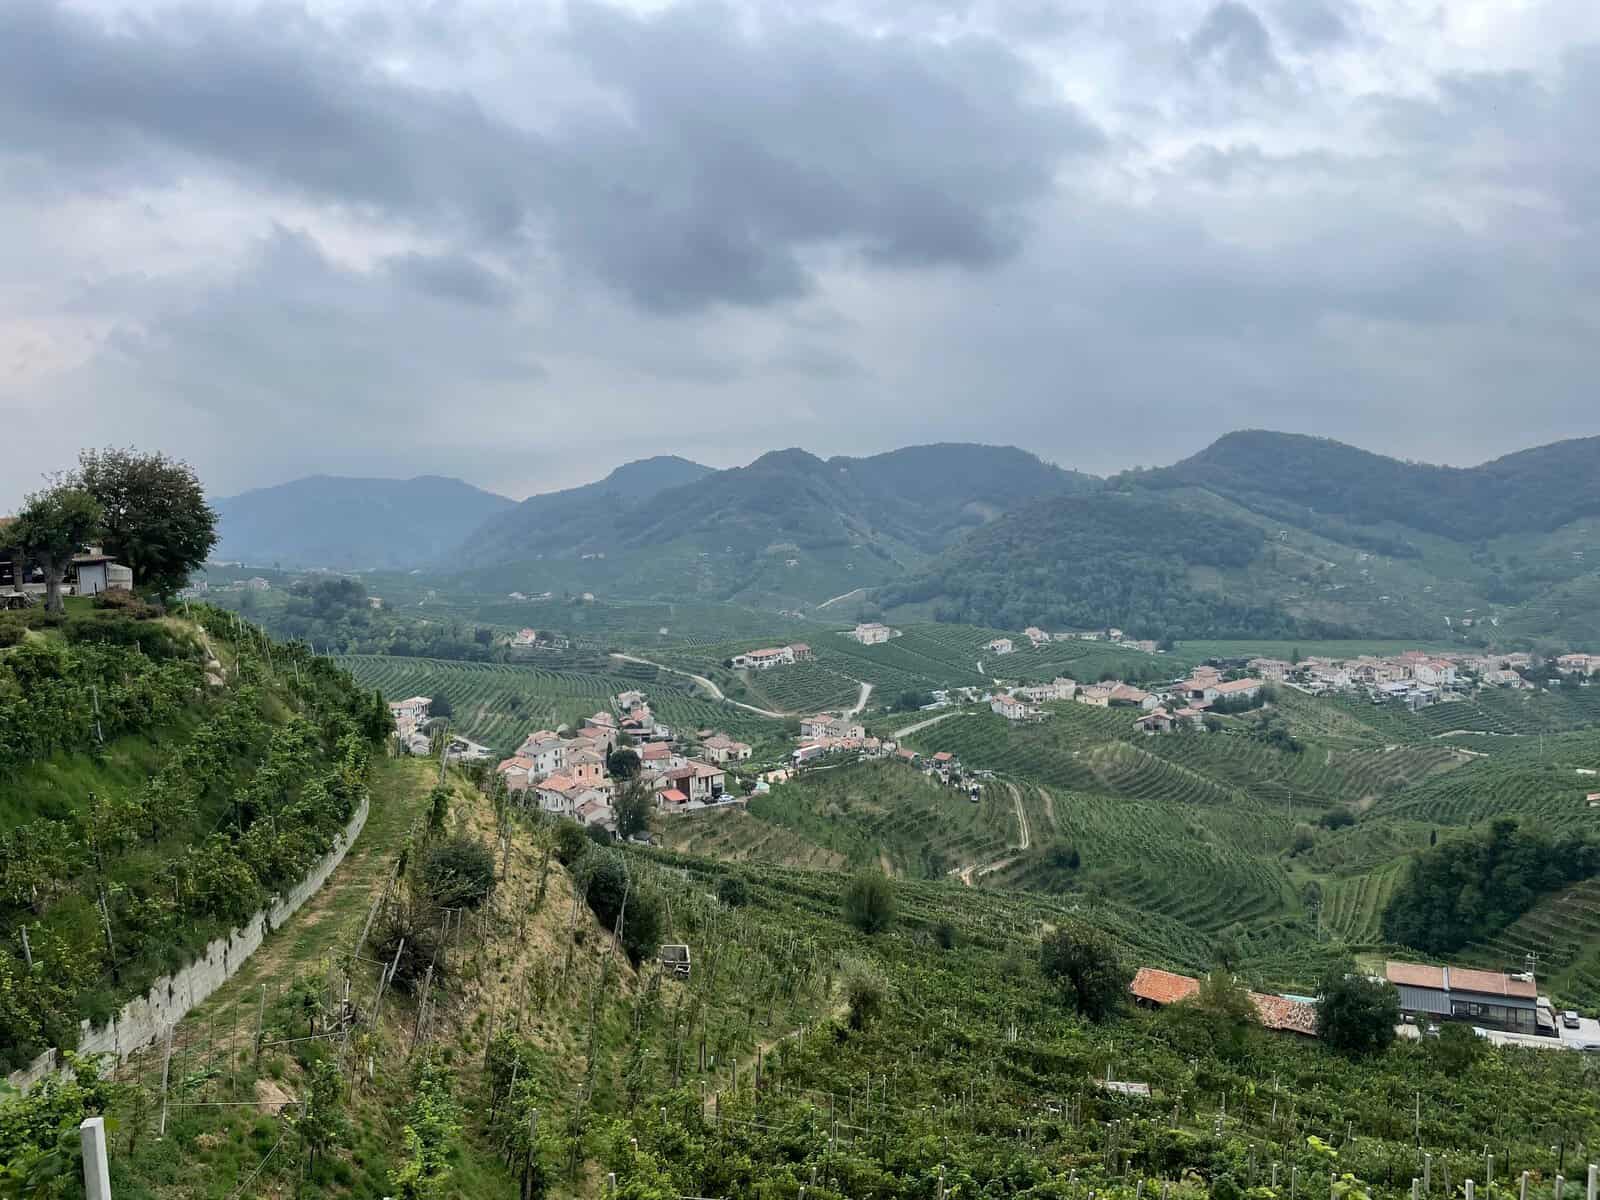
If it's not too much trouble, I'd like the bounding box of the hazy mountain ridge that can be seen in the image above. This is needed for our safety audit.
[214,474,514,570]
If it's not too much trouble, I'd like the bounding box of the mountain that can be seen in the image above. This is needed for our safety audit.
[454,455,713,563]
[455,443,1093,606]
[214,474,514,570]
[882,431,1600,642]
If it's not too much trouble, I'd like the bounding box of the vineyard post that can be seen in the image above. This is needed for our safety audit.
[157,1026,173,1136]
[1412,1180,1420,1200]
[1520,1172,1529,1200]
[1556,1176,1565,1200]
[1486,1149,1493,1186]
[19,925,31,969]
[1466,1180,1474,1200]
[1589,1163,1598,1200]
[79,1116,111,1200]
[1425,1153,1433,1193]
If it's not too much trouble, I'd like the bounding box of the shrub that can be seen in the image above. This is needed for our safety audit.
[934,920,959,950]
[842,868,895,935]
[0,621,23,648]
[843,959,888,1030]
[1318,808,1357,830]
[580,853,661,965]
[422,838,496,909]
[553,820,590,867]
[716,874,750,908]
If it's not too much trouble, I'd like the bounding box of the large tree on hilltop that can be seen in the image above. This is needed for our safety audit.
[74,447,217,599]
[12,484,102,613]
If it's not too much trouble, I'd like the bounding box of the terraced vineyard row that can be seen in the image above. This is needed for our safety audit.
[739,662,862,713]
[1466,878,1600,981]
[1321,861,1410,943]
[1377,757,1600,833]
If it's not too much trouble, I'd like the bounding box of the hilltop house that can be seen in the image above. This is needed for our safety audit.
[986,637,1015,655]
[991,695,1037,721]
[1134,708,1174,734]
[789,643,814,662]
[1016,678,1077,703]
[800,714,865,741]
[1077,684,1114,708]
[849,623,895,645]
[1024,627,1050,645]
[732,646,795,670]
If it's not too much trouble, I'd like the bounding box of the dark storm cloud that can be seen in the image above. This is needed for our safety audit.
[1187,2,1281,86]
[0,0,1101,312]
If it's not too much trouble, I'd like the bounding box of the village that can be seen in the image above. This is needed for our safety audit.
[389,687,756,837]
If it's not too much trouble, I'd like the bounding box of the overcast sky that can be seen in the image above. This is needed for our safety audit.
[3,0,1598,506]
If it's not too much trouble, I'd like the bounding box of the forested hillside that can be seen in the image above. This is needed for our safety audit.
[0,598,390,1071]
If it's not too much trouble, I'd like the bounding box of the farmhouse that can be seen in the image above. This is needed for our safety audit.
[1134,708,1173,734]
[1385,961,1543,1036]
[1024,627,1050,645]
[1212,678,1263,703]
[990,695,1038,721]
[1016,678,1077,703]
[1076,684,1114,707]
[848,623,895,645]
[788,643,814,662]
[496,755,536,793]
[664,760,726,803]
[986,637,1015,655]
[1129,967,1318,1037]
[732,646,795,670]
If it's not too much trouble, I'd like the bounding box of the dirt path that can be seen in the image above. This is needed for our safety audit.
[951,779,1030,887]
[610,653,787,718]
[848,680,874,716]
[149,757,436,1061]
[1036,785,1056,835]
[1006,780,1031,851]
[891,710,964,739]
[816,587,866,610]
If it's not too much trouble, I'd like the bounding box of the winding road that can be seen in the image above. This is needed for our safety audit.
[891,710,965,739]
[816,586,867,610]
[609,653,787,718]
[952,779,1030,887]
[848,680,874,716]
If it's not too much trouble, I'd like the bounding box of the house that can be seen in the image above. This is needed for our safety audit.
[566,748,607,786]
[1024,627,1050,645]
[1108,683,1159,710]
[1134,708,1173,734]
[73,552,133,596]
[895,747,919,766]
[1077,684,1113,707]
[390,696,432,726]
[1557,653,1600,676]
[990,695,1035,721]
[700,734,753,764]
[616,689,648,710]
[584,711,617,731]
[517,734,566,778]
[1385,961,1540,1035]
[799,714,865,741]
[573,794,614,829]
[732,646,795,670]
[1016,678,1077,703]
[1130,967,1317,1037]
[1411,659,1458,687]
[791,743,828,766]
[848,623,894,645]
[1248,658,1295,681]
[664,760,725,802]
[536,773,584,815]
[788,643,814,662]
[1211,678,1263,704]
[1173,706,1209,730]
[986,637,1015,655]
[496,755,536,793]
[930,751,958,775]
[638,742,682,773]
[657,787,691,811]
[513,628,539,647]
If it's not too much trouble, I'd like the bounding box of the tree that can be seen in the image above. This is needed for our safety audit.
[607,746,641,780]
[294,1059,349,1180]
[1432,1020,1486,1074]
[613,777,653,841]
[11,484,102,613]
[1039,920,1130,1022]
[552,820,589,867]
[74,447,217,599]
[1316,966,1399,1056]
[429,693,455,720]
[842,868,895,934]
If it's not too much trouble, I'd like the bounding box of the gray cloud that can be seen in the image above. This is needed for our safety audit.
[1187,2,1281,86]
[2,0,1599,507]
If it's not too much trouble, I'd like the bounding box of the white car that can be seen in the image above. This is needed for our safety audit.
[1563,1010,1581,1029]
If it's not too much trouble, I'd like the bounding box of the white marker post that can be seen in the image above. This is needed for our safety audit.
[79,1116,111,1200]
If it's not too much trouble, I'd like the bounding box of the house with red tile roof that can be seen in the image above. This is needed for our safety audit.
[1130,967,1318,1037]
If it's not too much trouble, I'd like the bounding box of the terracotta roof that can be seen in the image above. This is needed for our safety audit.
[497,756,533,772]
[661,788,689,804]
[539,773,580,793]
[1249,992,1318,1036]
[932,751,953,762]
[1385,961,1446,989]
[1130,967,1200,1006]
[640,743,672,758]
[1448,966,1537,999]
[1214,678,1262,694]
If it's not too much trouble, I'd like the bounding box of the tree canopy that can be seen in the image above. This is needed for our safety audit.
[1039,920,1131,1023]
[11,485,102,613]
[74,447,217,598]
[1316,966,1399,1056]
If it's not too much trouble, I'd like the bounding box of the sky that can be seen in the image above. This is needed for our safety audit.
[3,0,1599,507]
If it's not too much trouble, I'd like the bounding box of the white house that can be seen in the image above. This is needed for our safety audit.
[517,734,567,778]
[986,638,1015,655]
[849,623,895,645]
[390,696,432,725]
[732,646,795,670]
[991,696,1034,721]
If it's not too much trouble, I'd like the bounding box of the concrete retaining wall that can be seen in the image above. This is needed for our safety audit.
[6,795,369,1093]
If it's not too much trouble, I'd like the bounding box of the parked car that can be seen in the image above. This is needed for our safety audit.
[1563,1010,1581,1029]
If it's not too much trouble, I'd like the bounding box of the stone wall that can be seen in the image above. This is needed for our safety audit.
[6,795,370,1093]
